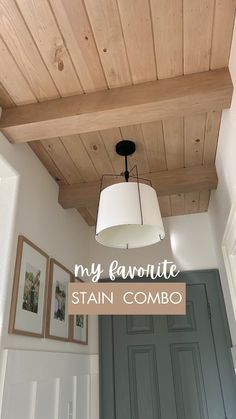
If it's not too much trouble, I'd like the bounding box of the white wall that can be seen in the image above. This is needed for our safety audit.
[88,212,218,277]
[209,20,236,348]
[0,132,101,419]
[0,349,99,419]
[0,132,97,356]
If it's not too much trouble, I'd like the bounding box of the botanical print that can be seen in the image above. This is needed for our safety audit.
[54,281,66,322]
[9,236,49,338]
[22,263,40,314]
[76,314,84,328]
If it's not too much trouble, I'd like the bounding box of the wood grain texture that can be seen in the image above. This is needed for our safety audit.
[16,0,82,97]
[80,131,114,177]
[117,0,156,83]
[151,0,183,79]
[41,138,82,184]
[58,165,218,209]
[185,191,200,214]
[199,190,210,212]
[141,121,167,172]
[61,134,99,181]
[211,0,236,69]
[87,205,97,220]
[49,0,107,93]
[29,141,67,185]
[183,0,215,74]
[84,0,131,88]
[163,117,184,169]
[184,113,206,167]
[0,83,15,108]
[158,196,172,217]
[0,0,58,101]
[0,68,232,143]
[170,194,185,216]
[0,39,36,105]
[203,111,221,164]
[100,127,123,174]
[170,190,210,216]
[0,0,234,116]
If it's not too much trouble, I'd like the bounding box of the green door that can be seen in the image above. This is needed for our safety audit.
[100,271,236,419]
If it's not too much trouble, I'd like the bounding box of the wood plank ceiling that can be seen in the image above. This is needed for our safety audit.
[0,0,235,225]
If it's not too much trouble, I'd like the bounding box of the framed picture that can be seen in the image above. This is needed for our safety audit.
[9,235,49,337]
[69,278,88,345]
[46,259,72,341]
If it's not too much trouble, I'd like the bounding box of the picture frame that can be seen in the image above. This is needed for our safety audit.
[46,259,72,341]
[9,235,49,338]
[69,277,88,345]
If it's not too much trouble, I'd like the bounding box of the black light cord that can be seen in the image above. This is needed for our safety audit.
[124,155,129,182]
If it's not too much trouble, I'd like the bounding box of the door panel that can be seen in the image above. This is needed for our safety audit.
[113,284,225,419]
[128,345,161,419]
[127,315,154,334]
[167,300,196,331]
[171,343,208,419]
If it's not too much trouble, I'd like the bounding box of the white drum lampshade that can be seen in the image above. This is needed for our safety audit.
[95,181,165,249]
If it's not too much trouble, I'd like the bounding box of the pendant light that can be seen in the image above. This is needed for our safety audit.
[95,140,165,249]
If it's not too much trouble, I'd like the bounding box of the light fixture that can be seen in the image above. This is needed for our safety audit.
[95,140,165,249]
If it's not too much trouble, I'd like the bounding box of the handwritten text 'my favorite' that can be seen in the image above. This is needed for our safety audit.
[74,260,180,283]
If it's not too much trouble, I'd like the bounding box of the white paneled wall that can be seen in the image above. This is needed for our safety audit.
[209,21,236,349]
[0,350,99,419]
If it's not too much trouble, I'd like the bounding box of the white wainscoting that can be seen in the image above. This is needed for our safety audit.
[0,350,99,419]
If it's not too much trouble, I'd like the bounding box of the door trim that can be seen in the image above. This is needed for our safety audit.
[99,269,236,419]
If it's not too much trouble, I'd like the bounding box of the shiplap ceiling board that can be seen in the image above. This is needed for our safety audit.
[58,165,218,208]
[0,0,235,224]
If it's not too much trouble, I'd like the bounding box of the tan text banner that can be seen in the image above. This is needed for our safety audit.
[68,282,186,315]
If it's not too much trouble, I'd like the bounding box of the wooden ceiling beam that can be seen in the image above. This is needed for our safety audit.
[58,165,218,209]
[0,68,232,144]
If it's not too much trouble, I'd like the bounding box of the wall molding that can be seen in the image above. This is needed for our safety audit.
[1,349,99,419]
